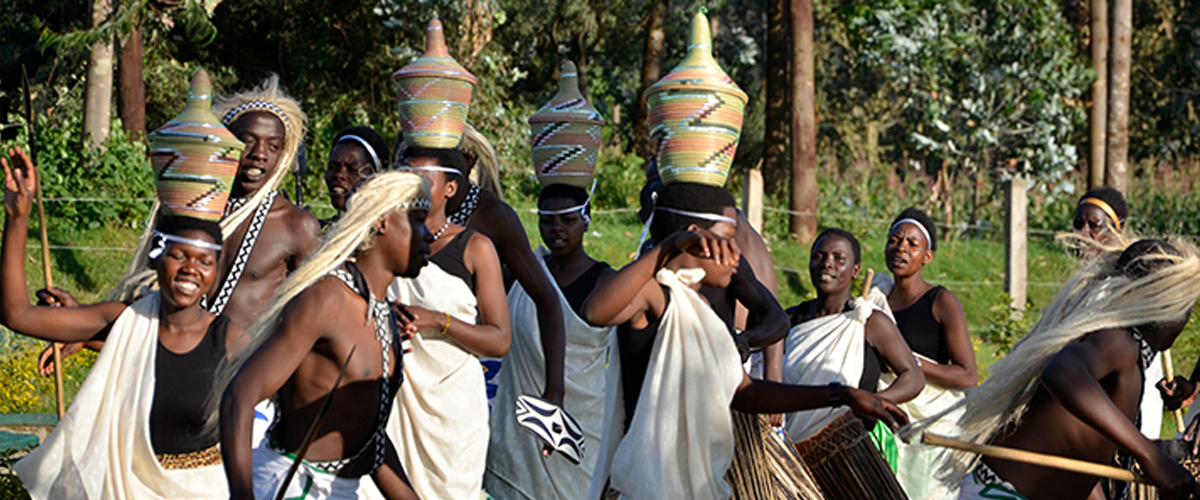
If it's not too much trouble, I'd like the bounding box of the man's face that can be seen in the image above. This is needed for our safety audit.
[229,111,286,196]
[1073,204,1116,246]
[381,209,433,278]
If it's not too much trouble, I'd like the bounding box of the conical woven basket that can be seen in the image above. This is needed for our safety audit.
[393,17,478,148]
[148,69,243,221]
[529,60,606,188]
[645,10,748,187]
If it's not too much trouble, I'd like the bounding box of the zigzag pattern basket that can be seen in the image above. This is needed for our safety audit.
[394,18,477,149]
[645,11,748,188]
[148,69,243,221]
[529,60,605,188]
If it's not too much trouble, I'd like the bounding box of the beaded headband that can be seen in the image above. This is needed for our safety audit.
[220,100,291,129]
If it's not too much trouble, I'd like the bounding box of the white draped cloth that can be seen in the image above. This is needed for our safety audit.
[483,250,615,500]
[782,295,878,441]
[358,261,488,500]
[590,268,745,500]
[15,293,227,500]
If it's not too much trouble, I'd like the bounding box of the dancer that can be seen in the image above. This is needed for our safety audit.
[902,238,1200,500]
[1072,186,1129,253]
[583,188,908,499]
[366,147,510,500]
[784,228,924,441]
[220,172,431,500]
[484,62,614,498]
[323,126,388,227]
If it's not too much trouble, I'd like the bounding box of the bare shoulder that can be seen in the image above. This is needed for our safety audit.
[280,276,353,334]
[932,286,965,311]
[272,196,320,230]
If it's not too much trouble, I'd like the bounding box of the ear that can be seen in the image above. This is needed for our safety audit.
[852,262,861,279]
[375,216,389,235]
[921,248,934,265]
[444,176,459,199]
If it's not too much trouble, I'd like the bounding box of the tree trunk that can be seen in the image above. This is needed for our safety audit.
[1106,0,1131,193]
[117,28,145,140]
[789,0,817,244]
[83,0,114,150]
[1088,0,1108,189]
[764,0,790,193]
[633,0,667,167]
[572,33,590,102]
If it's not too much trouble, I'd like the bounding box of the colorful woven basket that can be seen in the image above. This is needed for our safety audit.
[528,60,606,188]
[148,69,243,221]
[394,17,477,149]
[645,10,748,187]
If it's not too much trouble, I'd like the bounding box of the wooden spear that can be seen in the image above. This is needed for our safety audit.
[22,66,65,420]
[921,432,1150,484]
[861,269,875,300]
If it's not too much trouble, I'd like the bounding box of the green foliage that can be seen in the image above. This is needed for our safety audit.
[0,449,31,500]
[980,293,1036,356]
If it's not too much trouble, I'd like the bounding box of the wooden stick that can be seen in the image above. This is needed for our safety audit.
[861,269,875,300]
[921,433,1150,484]
[274,346,356,500]
[22,66,64,420]
[1164,349,1186,431]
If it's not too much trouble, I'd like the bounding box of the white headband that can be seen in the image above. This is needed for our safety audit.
[148,230,223,260]
[537,180,596,225]
[890,218,931,247]
[655,206,738,224]
[394,164,463,176]
[336,135,381,172]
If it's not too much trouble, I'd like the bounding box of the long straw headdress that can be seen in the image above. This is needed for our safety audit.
[203,171,431,431]
[900,233,1200,488]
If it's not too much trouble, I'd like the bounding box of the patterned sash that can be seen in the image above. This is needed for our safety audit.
[204,190,278,315]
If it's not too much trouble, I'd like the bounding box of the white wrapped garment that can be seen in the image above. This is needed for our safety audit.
[483,251,615,500]
[15,294,227,500]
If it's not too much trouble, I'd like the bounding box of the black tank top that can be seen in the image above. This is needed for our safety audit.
[150,315,230,454]
[892,286,950,364]
[431,228,477,293]
[617,285,670,431]
[555,260,611,318]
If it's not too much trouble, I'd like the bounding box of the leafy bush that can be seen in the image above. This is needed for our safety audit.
[980,293,1035,356]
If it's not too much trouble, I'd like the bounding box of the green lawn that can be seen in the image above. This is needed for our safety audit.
[2,202,1198,437]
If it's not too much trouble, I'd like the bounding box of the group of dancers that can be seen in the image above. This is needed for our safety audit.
[5,9,1200,500]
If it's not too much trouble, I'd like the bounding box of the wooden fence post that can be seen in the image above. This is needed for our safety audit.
[743,167,764,233]
[1005,175,1028,310]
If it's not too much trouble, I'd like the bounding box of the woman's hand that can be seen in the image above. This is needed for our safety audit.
[1158,376,1199,412]
[844,386,909,429]
[670,226,741,268]
[2,147,37,219]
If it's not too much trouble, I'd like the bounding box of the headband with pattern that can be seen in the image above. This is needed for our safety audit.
[221,100,292,129]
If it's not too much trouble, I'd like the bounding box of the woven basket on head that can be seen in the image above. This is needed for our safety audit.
[529,60,605,189]
[793,410,908,500]
[644,10,747,188]
[148,69,243,221]
[393,17,477,148]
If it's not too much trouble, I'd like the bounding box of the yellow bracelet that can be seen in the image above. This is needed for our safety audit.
[440,312,450,335]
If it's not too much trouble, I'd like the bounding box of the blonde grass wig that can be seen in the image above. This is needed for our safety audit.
[900,235,1200,487]
[203,172,431,431]
[107,76,307,302]
[461,122,504,199]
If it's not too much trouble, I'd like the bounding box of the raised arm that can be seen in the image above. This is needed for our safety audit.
[1,148,125,341]
[220,281,338,500]
[730,371,908,429]
[726,256,788,348]
[925,288,978,388]
[1043,329,1195,495]
[481,200,567,405]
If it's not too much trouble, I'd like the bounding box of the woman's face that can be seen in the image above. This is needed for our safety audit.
[885,222,932,279]
[1073,204,1116,246]
[810,234,859,296]
[325,142,374,212]
[697,207,740,288]
[538,197,588,257]
[155,229,219,309]
[403,157,457,218]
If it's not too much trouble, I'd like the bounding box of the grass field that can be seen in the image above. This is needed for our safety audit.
[2,200,1198,438]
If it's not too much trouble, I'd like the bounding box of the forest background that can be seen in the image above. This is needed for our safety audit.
[4,0,1200,459]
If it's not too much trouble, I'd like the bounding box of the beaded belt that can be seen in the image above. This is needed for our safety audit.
[156,443,222,470]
